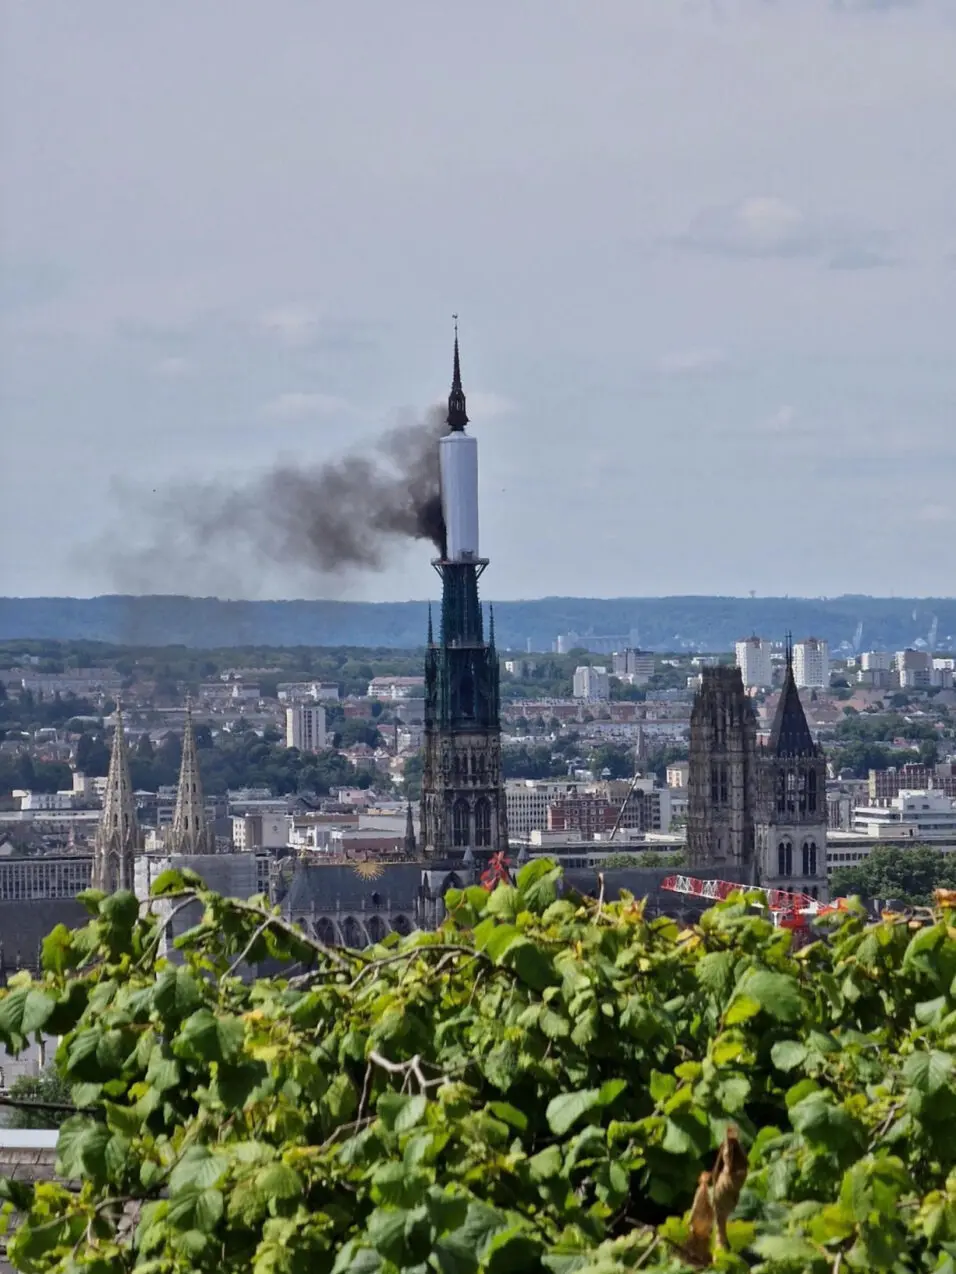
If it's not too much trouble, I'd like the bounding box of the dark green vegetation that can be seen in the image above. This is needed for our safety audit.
[3,865,956,1271]
[3,1068,71,1131]
[829,712,945,777]
[2,594,954,651]
[830,845,956,907]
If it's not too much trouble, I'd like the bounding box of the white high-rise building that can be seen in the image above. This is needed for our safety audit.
[735,636,773,688]
[572,665,610,701]
[793,638,829,690]
[860,651,891,672]
[285,704,327,753]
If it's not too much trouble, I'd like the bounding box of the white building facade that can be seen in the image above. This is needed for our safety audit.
[572,666,610,702]
[285,704,327,753]
[735,637,773,689]
[793,638,829,689]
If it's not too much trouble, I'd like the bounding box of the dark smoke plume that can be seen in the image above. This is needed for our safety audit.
[105,406,447,594]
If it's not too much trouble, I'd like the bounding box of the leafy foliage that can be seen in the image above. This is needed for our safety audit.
[3,1067,71,1130]
[830,844,956,906]
[5,866,956,1271]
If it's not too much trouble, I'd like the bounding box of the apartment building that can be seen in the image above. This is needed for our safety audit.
[735,636,773,689]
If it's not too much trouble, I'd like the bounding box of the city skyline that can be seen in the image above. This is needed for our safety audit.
[3,1,956,602]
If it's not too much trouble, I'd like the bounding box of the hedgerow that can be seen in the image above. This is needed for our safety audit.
[2,860,956,1273]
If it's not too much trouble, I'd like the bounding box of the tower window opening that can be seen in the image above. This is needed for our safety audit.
[802,841,817,876]
[807,769,817,813]
[475,798,492,848]
[778,841,793,877]
[452,799,469,847]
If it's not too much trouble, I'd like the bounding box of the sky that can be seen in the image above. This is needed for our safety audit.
[2,0,956,603]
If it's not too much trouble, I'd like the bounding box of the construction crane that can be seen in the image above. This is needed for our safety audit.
[660,874,849,943]
[480,852,512,891]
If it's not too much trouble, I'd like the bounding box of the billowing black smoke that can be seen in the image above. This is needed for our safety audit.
[105,406,448,594]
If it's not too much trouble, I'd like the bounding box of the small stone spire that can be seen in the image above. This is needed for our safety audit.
[92,703,140,893]
[404,802,418,858]
[488,604,496,649]
[427,604,434,645]
[446,316,469,433]
[170,702,212,854]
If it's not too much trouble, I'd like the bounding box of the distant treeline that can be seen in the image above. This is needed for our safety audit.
[1,594,955,652]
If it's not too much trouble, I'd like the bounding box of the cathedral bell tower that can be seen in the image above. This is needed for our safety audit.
[421,326,508,862]
[755,637,828,899]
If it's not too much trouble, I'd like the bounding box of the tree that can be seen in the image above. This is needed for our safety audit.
[74,733,111,778]
[4,1066,71,1130]
[136,732,155,760]
[4,867,956,1270]
[588,743,634,780]
[830,844,956,906]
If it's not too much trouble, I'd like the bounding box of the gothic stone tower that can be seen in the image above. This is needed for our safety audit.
[169,704,213,854]
[421,329,507,862]
[92,705,140,893]
[755,641,828,899]
[687,666,757,874]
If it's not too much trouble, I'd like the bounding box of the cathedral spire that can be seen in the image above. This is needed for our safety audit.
[92,703,140,893]
[404,802,417,858]
[768,634,816,757]
[170,701,212,854]
[446,316,469,433]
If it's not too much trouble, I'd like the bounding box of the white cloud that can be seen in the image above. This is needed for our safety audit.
[259,304,323,347]
[759,405,798,434]
[263,391,358,421]
[676,197,891,268]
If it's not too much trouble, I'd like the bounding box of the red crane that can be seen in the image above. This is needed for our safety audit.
[480,851,512,891]
[660,873,849,942]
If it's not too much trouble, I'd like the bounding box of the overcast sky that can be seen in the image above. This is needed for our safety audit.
[2,0,955,603]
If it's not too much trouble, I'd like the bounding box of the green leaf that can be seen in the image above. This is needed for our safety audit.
[488,1102,528,1131]
[169,1147,227,1194]
[515,858,562,911]
[20,989,55,1036]
[742,969,803,1022]
[482,923,522,962]
[752,1234,822,1263]
[56,1116,111,1180]
[153,968,204,1021]
[167,1186,224,1232]
[771,1040,809,1072]
[174,1008,244,1063]
[650,1071,677,1103]
[500,938,556,990]
[528,1145,563,1182]
[0,988,28,1043]
[696,950,736,997]
[255,1160,303,1204]
[903,1049,953,1096]
[725,993,761,1025]
[546,1087,607,1136]
[378,1091,427,1133]
[41,924,78,975]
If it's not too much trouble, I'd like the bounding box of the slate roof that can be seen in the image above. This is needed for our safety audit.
[283,863,423,913]
[0,900,90,977]
[767,663,818,758]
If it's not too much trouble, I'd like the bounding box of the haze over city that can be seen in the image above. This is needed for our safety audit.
[2,0,955,600]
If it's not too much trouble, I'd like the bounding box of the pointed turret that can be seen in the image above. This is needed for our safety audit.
[446,317,469,432]
[404,803,417,858]
[92,704,140,893]
[170,703,213,854]
[768,636,817,757]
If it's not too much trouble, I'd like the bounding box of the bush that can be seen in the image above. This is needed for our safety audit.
[2,867,956,1270]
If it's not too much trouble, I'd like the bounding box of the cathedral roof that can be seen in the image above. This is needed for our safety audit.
[768,651,817,757]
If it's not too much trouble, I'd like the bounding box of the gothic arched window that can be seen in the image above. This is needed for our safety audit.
[719,765,728,805]
[452,799,469,847]
[801,841,817,876]
[785,770,797,816]
[459,673,475,719]
[475,798,492,848]
[807,769,818,813]
[777,841,793,877]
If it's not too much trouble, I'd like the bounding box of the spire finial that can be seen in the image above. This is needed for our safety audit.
[785,631,793,671]
[447,316,468,432]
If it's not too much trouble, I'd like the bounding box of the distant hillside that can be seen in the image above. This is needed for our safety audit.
[1,595,955,653]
